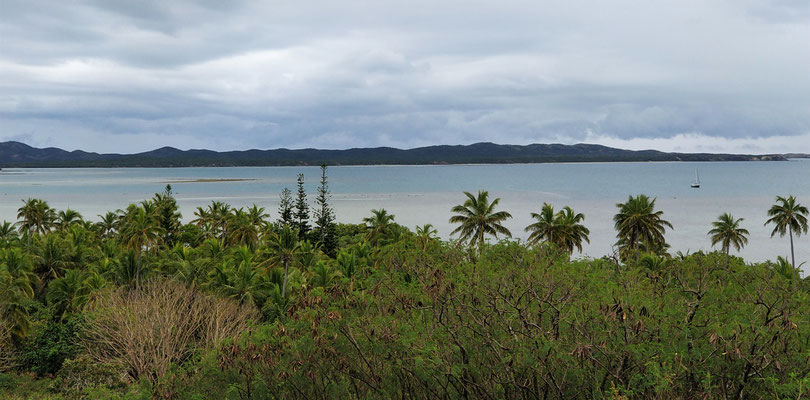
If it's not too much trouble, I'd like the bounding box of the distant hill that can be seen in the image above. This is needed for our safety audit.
[0,141,787,167]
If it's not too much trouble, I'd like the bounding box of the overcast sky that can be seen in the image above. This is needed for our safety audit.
[1,0,809,154]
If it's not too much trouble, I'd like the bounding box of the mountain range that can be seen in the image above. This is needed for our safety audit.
[0,141,787,167]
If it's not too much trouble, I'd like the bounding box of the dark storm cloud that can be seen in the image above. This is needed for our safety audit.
[0,0,808,153]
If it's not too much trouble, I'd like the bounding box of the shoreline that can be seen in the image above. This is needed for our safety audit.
[0,158,797,170]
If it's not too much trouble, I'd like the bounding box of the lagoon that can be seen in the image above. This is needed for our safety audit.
[1,160,808,265]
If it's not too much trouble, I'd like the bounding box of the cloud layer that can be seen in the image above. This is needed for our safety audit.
[1,0,809,153]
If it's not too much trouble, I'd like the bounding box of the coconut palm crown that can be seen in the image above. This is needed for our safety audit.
[449,190,512,249]
[525,203,590,255]
[708,213,749,267]
[613,194,672,260]
[765,195,808,268]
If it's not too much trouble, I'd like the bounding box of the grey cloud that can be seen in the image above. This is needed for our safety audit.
[0,0,809,153]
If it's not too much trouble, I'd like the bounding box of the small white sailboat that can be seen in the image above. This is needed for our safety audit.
[691,169,700,188]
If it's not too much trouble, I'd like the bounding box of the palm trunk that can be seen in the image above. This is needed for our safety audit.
[789,225,795,268]
[136,249,142,288]
[282,259,289,298]
[724,247,729,269]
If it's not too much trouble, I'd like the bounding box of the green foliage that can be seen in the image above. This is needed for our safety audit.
[296,240,320,270]
[614,194,673,261]
[5,190,810,399]
[277,188,295,230]
[313,165,338,257]
[311,261,335,288]
[336,250,358,279]
[0,372,16,391]
[17,313,82,376]
[47,269,106,320]
[766,195,809,268]
[363,208,395,246]
[525,203,590,254]
[0,372,59,400]
[153,185,183,248]
[50,355,128,398]
[294,173,310,240]
[264,224,301,299]
[166,243,810,399]
[449,190,512,249]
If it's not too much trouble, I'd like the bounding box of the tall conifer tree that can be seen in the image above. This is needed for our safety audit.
[278,188,294,226]
[294,173,310,240]
[314,165,337,257]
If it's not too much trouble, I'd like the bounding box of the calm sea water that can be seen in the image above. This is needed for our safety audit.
[1,161,808,265]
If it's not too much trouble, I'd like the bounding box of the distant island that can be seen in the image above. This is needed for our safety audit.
[0,141,788,167]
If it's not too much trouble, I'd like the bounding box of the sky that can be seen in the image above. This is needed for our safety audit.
[1,0,809,154]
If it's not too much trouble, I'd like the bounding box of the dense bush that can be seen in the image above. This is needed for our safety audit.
[49,355,129,399]
[2,190,810,399]
[17,313,82,376]
[175,242,810,399]
[0,320,14,372]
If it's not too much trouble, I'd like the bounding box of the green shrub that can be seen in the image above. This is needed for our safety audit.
[170,243,810,399]
[17,314,82,376]
[50,355,128,398]
[0,372,16,391]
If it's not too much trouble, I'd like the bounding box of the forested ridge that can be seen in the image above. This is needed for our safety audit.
[1,167,809,399]
[0,141,786,167]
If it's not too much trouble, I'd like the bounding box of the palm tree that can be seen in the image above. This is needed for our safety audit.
[169,244,207,287]
[449,190,512,249]
[226,208,259,248]
[0,268,34,340]
[0,221,19,248]
[363,209,395,246]
[613,194,673,261]
[16,199,39,249]
[415,224,438,250]
[336,250,359,279]
[708,213,749,268]
[192,206,213,235]
[219,246,269,307]
[139,199,157,218]
[33,234,72,282]
[247,205,269,229]
[556,206,591,254]
[46,269,93,320]
[210,201,232,239]
[297,240,321,270]
[771,255,802,281]
[56,209,83,230]
[114,250,139,287]
[17,198,55,251]
[765,195,809,268]
[525,203,558,246]
[119,207,164,287]
[525,204,590,255]
[1,249,37,291]
[265,224,301,298]
[96,211,118,239]
[311,261,335,288]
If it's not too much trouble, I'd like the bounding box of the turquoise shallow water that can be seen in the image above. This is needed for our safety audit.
[0,160,808,264]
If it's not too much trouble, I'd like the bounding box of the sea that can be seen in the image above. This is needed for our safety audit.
[1,160,808,266]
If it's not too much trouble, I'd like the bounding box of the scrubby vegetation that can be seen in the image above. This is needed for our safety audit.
[1,171,809,399]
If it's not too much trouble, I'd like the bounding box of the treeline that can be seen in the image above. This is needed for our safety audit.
[0,168,809,398]
[0,141,786,168]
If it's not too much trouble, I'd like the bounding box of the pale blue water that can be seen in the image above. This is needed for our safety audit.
[1,160,808,265]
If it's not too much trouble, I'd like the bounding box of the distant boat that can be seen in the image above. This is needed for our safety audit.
[691,169,700,188]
